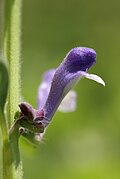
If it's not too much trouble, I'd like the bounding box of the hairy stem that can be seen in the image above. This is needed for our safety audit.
[3,0,22,127]
[2,0,23,178]
[0,110,12,179]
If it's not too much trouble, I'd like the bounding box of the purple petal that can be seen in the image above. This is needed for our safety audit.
[42,47,96,126]
[37,69,56,109]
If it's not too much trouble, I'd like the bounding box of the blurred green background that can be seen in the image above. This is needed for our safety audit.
[11,0,120,178]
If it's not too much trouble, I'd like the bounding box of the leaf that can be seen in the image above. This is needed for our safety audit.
[0,60,9,112]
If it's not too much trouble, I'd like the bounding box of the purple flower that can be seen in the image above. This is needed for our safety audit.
[37,47,105,128]
[19,47,105,142]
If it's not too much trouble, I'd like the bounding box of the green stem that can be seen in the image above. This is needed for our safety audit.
[2,0,23,179]
[0,110,12,179]
[3,0,22,127]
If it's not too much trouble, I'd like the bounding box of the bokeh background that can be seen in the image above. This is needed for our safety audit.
[7,0,120,178]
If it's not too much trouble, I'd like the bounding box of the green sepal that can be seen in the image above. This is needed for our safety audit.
[19,116,44,133]
[21,128,41,145]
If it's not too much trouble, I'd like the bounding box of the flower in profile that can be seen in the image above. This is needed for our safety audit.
[19,47,105,142]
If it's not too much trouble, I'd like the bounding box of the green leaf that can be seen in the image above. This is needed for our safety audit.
[0,60,9,112]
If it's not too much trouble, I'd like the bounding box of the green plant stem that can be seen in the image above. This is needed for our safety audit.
[2,0,23,179]
[0,110,12,179]
[3,0,21,127]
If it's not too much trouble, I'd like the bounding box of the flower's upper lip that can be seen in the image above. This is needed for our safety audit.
[65,47,96,72]
[69,47,96,56]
